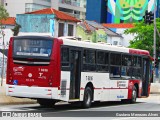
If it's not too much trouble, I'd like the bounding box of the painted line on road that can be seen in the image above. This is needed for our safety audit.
[112,117,137,120]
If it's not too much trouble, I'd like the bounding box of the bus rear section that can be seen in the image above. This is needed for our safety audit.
[6,36,61,106]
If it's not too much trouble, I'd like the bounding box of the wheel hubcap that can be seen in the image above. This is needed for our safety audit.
[132,90,136,101]
[86,92,91,105]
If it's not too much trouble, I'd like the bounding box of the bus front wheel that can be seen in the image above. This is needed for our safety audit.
[82,87,92,108]
[37,99,56,108]
[130,86,137,103]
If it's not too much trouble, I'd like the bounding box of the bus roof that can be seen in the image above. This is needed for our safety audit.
[60,38,150,56]
[12,36,150,56]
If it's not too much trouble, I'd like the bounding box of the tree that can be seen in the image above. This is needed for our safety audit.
[124,18,160,56]
[0,5,9,86]
[12,23,21,36]
[0,5,9,29]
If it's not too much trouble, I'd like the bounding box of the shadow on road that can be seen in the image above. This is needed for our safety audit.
[20,101,144,112]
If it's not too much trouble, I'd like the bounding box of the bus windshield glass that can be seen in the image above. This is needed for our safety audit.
[13,39,53,58]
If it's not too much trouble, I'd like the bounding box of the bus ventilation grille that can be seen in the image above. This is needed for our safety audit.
[61,80,67,96]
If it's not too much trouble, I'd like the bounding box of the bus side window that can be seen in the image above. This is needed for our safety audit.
[110,53,121,79]
[96,51,109,72]
[61,47,69,67]
[83,49,96,71]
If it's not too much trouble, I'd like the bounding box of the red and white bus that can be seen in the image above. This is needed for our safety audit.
[6,36,151,108]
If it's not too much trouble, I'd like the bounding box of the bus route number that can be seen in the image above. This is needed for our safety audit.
[86,76,93,81]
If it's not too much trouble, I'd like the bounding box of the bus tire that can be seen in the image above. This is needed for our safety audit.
[130,86,137,103]
[37,99,56,108]
[82,87,92,108]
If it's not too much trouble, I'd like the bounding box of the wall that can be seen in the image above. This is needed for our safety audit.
[95,29,107,43]
[107,0,155,23]
[115,28,135,47]
[0,29,13,49]
[17,14,55,33]
[86,0,107,23]
[76,26,95,42]
[4,0,51,17]
[4,0,32,17]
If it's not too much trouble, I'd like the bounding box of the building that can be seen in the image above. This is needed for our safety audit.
[3,0,51,17]
[77,20,123,45]
[103,23,135,47]
[3,0,86,19]
[0,17,15,78]
[52,0,86,19]
[86,0,107,23]
[0,17,15,49]
[16,8,80,37]
[86,0,156,23]
[0,0,4,5]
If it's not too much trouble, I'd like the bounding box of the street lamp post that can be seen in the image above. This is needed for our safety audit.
[153,0,157,83]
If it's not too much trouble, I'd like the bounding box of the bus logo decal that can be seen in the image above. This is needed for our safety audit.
[28,73,32,78]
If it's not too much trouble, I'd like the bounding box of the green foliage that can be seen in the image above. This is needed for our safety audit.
[12,23,21,36]
[0,5,9,28]
[124,19,160,56]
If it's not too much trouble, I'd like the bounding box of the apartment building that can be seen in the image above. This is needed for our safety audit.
[3,0,86,19]
[52,0,86,19]
[3,0,51,17]
[0,0,4,5]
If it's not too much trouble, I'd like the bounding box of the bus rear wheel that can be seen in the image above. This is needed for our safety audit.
[82,87,92,108]
[37,99,56,108]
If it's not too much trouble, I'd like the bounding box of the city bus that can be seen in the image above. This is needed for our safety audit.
[6,36,151,108]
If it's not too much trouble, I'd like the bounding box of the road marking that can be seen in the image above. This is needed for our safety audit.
[112,117,136,120]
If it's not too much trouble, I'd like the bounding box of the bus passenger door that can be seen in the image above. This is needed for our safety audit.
[142,58,150,96]
[69,50,81,100]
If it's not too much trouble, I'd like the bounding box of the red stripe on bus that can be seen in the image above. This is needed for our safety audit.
[94,88,102,90]
[103,88,128,89]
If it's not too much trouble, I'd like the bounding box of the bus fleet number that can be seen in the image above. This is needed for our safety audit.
[86,76,93,81]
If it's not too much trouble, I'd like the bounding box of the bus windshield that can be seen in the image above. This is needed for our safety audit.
[13,39,53,58]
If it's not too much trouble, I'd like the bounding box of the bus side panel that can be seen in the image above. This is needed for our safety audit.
[80,72,110,101]
[6,37,13,85]
[128,80,141,99]
[109,80,129,101]
[59,71,70,101]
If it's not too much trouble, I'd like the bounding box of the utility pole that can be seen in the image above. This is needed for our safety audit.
[1,30,5,86]
[153,0,157,83]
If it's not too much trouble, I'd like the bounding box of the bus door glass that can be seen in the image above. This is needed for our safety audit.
[142,58,150,96]
[69,49,81,100]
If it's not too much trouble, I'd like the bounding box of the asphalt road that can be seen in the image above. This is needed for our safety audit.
[0,95,160,119]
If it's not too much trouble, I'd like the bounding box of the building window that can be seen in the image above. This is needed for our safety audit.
[58,23,64,37]
[113,41,118,45]
[25,3,50,12]
[68,24,74,36]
